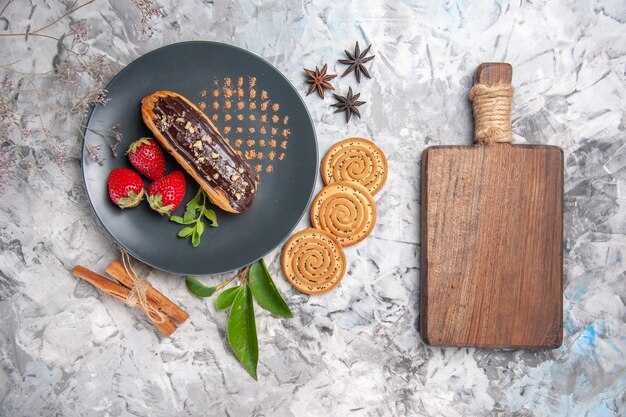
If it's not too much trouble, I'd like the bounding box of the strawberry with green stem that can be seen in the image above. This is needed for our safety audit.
[126,137,166,180]
[170,187,218,247]
[107,167,145,208]
[147,170,186,216]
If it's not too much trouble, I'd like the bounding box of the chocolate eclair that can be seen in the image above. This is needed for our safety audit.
[141,91,258,213]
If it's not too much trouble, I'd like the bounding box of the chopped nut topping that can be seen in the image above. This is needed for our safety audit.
[176,117,185,123]
[238,168,244,174]
[189,126,195,134]
[242,181,249,187]
[235,193,242,201]
[197,156,206,163]
[213,173,219,179]
[201,134,212,143]
[193,140,203,150]
[211,153,220,159]
[185,121,192,130]
[231,175,240,181]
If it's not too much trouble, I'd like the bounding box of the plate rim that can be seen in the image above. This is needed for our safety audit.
[81,40,318,276]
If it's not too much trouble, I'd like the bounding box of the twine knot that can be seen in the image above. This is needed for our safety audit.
[469,83,514,144]
[121,250,166,324]
[125,277,152,308]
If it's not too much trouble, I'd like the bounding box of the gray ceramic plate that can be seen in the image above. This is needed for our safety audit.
[82,41,317,275]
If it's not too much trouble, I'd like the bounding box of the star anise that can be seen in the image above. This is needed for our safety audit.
[304,64,337,99]
[331,87,366,123]
[338,41,375,83]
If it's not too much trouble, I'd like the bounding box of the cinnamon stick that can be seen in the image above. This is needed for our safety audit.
[105,259,189,323]
[72,265,177,337]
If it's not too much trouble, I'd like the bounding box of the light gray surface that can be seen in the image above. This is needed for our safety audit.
[0,1,625,416]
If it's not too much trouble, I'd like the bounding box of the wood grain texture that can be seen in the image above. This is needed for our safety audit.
[420,62,564,348]
[420,144,563,348]
[475,62,512,85]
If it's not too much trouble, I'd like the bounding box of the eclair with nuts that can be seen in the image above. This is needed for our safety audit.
[141,90,258,213]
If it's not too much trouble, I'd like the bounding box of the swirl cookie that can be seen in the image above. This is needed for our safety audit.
[281,228,346,294]
[310,181,376,246]
[321,137,388,195]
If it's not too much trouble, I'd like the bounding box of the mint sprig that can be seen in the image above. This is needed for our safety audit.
[185,259,292,379]
[170,187,217,247]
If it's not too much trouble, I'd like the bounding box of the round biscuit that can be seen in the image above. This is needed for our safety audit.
[281,228,346,294]
[321,137,388,195]
[310,181,376,246]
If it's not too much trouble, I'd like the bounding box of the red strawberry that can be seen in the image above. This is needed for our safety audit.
[147,171,187,215]
[126,137,166,180]
[107,168,145,208]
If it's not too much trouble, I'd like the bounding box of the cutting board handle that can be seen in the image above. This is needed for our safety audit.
[470,62,514,144]
[474,62,512,86]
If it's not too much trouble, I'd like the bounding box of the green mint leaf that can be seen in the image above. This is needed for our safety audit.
[170,215,194,225]
[191,228,201,247]
[178,226,195,238]
[196,220,205,237]
[216,286,239,310]
[203,209,218,227]
[227,286,258,379]
[183,204,199,223]
[185,276,217,297]
[177,188,214,248]
[248,259,293,317]
[188,188,204,209]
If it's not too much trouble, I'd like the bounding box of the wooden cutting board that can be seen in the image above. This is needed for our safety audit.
[420,63,563,348]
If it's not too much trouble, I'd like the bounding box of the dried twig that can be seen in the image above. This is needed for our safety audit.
[132,0,164,36]
[0,0,96,37]
[0,0,163,192]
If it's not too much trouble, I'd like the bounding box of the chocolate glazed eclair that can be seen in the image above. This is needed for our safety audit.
[141,91,258,213]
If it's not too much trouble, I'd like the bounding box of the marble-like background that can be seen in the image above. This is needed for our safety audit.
[1,0,625,416]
